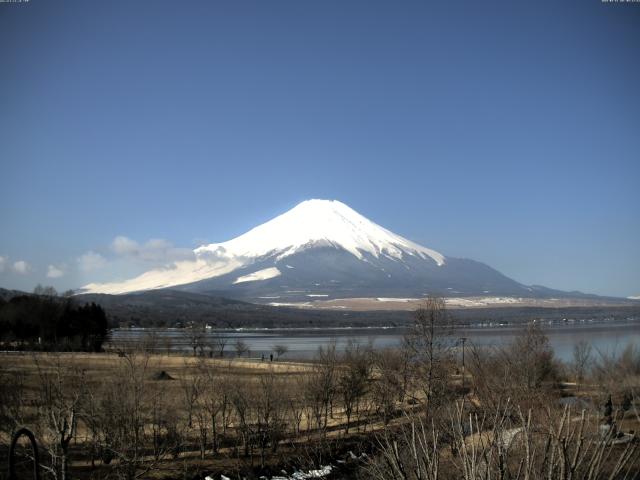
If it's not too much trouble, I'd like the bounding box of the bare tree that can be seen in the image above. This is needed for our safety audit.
[204,332,228,358]
[148,384,182,461]
[199,363,230,454]
[368,401,640,480]
[287,376,306,436]
[141,331,159,353]
[0,370,26,438]
[338,340,371,433]
[186,322,206,356]
[192,375,210,460]
[273,344,289,360]
[34,355,86,480]
[95,351,157,479]
[510,322,558,390]
[179,361,202,429]
[162,335,173,356]
[33,284,58,297]
[214,334,228,358]
[229,378,252,457]
[234,339,249,358]
[313,343,338,433]
[372,348,411,424]
[255,369,286,467]
[572,339,592,382]
[405,296,455,408]
[368,412,440,480]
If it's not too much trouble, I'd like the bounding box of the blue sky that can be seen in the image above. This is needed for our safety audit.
[1,0,638,297]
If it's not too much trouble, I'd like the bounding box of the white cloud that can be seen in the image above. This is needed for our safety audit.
[0,256,6,272]
[111,235,139,255]
[144,238,172,251]
[77,237,194,282]
[13,260,31,275]
[78,251,107,272]
[47,264,65,278]
[110,235,194,264]
[198,246,234,266]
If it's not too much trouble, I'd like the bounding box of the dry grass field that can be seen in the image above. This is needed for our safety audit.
[1,313,639,480]
[0,349,417,479]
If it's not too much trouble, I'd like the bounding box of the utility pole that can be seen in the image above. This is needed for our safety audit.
[460,337,467,394]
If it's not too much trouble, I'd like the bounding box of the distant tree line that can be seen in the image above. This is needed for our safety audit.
[0,285,109,351]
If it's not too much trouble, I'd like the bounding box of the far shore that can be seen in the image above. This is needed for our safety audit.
[260,295,640,311]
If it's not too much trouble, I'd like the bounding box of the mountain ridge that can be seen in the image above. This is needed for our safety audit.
[79,199,619,302]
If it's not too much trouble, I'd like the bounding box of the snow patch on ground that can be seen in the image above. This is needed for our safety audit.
[445,296,522,307]
[376,297,416,302]
[374,296,525,307]
[269,302,312,307]
[208,464,333,480]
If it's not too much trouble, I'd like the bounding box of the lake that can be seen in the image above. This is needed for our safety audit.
[108,317,640,363]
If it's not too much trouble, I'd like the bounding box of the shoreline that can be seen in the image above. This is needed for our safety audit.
[110,316,640,335]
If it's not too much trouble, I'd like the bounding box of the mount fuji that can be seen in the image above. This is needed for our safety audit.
[80,199,582,302]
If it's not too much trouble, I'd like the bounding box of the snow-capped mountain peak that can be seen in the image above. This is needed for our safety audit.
[195,199,445,265]
[80,199,445,295]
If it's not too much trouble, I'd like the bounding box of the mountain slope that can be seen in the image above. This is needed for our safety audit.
[80,199,590,301]
[81,199,447,295]
[173,246,535,301]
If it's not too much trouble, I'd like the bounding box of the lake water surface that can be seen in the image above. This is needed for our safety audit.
[108,318,640,363]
